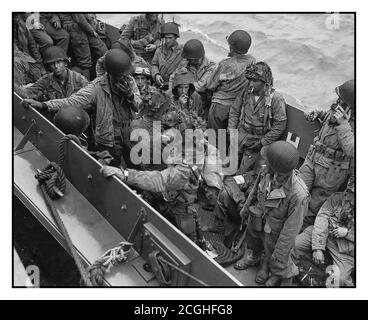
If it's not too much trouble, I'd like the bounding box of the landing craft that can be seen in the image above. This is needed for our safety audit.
[13,22,321,287]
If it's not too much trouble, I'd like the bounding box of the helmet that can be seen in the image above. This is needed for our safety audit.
[111,39,135,61]
[133,61,151,77]
[54,106,90,137]
[335,79,355,109]
[227,30,252,54]
[43,46,68,64]
[245,62,273,86]
[104,49,132,77]
[142,87,169,114]
[265,141,299,174]
[172,69,195,97]
[182,39,205,59]
[161,22,180,37]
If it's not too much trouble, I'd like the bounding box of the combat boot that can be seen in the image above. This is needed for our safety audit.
[234,251,262,270]
[265,275,281,287]
[255,260,269,284]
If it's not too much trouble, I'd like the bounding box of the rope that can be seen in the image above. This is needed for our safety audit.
[35,134,93,286]
[86,241,133,286]
[157,256,209,287]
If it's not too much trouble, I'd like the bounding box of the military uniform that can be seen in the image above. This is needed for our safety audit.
[299,110,354,226]
[42,73,141,167]
[19,69,89,101]
[32,13,70,53]
[293,191,355,286]
[58,14,107,75]
[168,58,217,117]
[152,43,184,87]
[244,170,309,279]
[124,144,223,241]
[228,89,287,172]
[207,54,256,130]
[120,14,163,64]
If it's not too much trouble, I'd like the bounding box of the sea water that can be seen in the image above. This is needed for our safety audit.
[98,13,354,110]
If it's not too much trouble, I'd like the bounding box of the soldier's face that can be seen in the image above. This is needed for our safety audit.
[177,84,190,96]
[164,35,176,47]
[134,75,148,90]
[249,79,265,95]
[187,58,202,67]
[49,60,67,77]
[147,14,158,22]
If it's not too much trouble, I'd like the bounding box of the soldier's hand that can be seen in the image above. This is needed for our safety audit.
[145,44,157,52]
[144,33,154,43]
[22,99,44,110]
[179,94,188,106]
[33,21,44,30]
[53,21,61,29]
[335,106,351,125]
[313,249,325,264]
[155,74,164,87]
[100,166,123,179]
[93,31,99,38]
[304,109,321,122]
[331,227,348,238]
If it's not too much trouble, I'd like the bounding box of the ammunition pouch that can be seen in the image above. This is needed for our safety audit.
[308,140,350,163]
[249,205,264,232]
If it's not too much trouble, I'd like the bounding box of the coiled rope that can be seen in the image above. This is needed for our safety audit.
[35,134,93,287]
[85,241,133,286]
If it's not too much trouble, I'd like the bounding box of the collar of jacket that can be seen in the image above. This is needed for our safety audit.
[98,73,113,96]
[267,171,295,200]
[49,69,71,90]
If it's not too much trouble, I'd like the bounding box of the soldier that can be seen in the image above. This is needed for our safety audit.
[168,69,207,130]
[58,13,108,79]
[152,22,184,90]
[100,129,223,242]
[13,13,45,86]
[132,62,152,95]
[228,61,287,173]
[120,13,163,64]
[207,30,256,132]
[169,39,217,118]
[96,39,149,78]
[130,86,170,171]
[234,141,309,287]
[293,176,355,287]
[300,80,355,227]
[29,13,70,54]
[24,49,141,168]
[18,46,89,101]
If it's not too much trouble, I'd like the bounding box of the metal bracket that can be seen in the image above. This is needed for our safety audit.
[147,250,172,286]
[14,120,39,154]
[127,207,147,244]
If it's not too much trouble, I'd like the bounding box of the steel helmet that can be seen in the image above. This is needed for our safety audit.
[43,46,68,64]
[111,39,135,61]
[245,62,273,86]
[105,49,133,77]
[54,106,90,137]
[335,79,355,109]
[133,61,151,77]
[265,141,299,174]
[182,39,205,59]
[161,22,180,37]
[227,30,252,54]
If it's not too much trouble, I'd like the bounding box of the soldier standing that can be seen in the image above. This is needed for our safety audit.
[228,61,287,173]
[120,13,163,64]
[207,30,256,132]
[169,39,217,118]
[234,141,309,287]
[152,22,184,90]
[300,80,355,227]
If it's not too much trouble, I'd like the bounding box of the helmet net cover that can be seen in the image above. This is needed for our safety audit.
[245,62,274,86]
